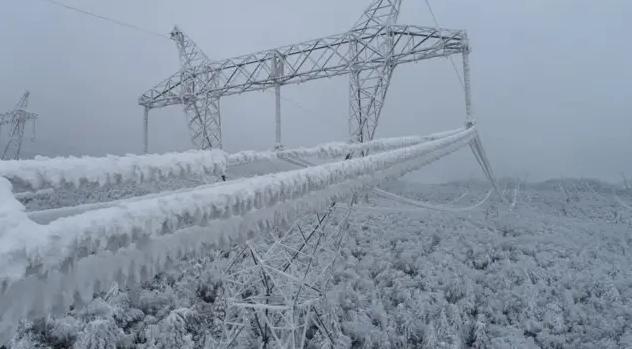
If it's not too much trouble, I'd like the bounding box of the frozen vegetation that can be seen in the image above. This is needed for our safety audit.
[5,178,632,348]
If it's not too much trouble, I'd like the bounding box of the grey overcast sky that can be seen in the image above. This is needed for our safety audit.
[0,0,630,182]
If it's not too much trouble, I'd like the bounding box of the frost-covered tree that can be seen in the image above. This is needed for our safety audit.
[141,308,194,349]
[422,322,438,349]
[470,316,490,349]
[73,319,123,349]
[10,317,81,349]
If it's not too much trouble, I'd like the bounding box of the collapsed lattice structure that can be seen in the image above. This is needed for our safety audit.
[215,202,353,347]
[139,0,472,151]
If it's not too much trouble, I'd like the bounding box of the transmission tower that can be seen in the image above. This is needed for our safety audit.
[140,0,470,151]
[349,0,401,143]
[0,91,38,160]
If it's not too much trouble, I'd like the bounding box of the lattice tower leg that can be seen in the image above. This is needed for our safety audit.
[348,2,397,145]
[184,95,222,150]
[2,120,26,160]
[273,53,284,150]
[348,65,394,144]
[143,107,149,154]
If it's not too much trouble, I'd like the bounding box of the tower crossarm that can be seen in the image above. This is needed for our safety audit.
[0,110,38,126]
[139,25,466,109]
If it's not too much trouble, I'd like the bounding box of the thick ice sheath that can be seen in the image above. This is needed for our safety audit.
[0,129,463,191]
[0,128,475,342]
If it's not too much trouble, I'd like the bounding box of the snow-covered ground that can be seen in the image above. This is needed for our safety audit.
[6,178,632,348]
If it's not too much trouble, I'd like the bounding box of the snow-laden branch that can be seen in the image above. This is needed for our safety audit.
[0,129,464,192]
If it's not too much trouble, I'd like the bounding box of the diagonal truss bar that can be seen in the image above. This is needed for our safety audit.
[353,0,402,31]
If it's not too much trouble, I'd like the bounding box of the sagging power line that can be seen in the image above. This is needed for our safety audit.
[39,0,170,40]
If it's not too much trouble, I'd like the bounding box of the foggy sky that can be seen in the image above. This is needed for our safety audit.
[1,0,630,183]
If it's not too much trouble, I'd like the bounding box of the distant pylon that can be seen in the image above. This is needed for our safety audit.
[0,91,38,160]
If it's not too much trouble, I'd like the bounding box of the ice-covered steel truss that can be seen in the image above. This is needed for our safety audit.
[139,0,471,150]
[0,91,38,160]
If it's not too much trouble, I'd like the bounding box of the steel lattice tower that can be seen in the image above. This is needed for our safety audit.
[140,0,471,151]
[349,0,401,143]
[171,27,222,151]
[0,91,38,160]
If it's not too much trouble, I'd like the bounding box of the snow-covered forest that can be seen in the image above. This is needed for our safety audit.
[4,176,632,348]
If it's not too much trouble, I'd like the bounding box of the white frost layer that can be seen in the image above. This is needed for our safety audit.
[0,150,228,190]
[0,128,476,342]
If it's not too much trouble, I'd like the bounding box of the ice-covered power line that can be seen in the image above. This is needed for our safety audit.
[0,128,478,343]
[373,187,493,212]
[423,0,465,89]
[1,129,465,191]
[423,0,440,28]
[39,0,170,40]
